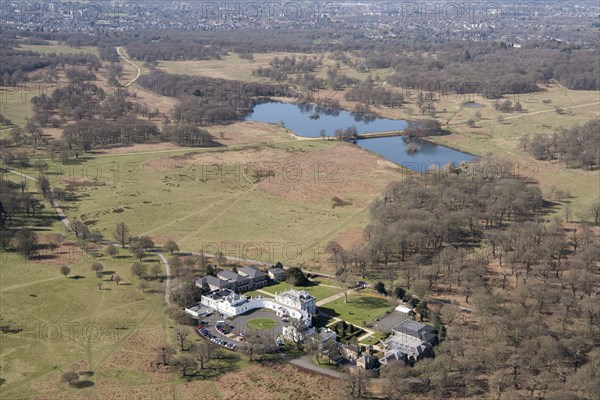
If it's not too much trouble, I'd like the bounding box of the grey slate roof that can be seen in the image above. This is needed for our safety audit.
[217,270,246,283]
[196,275,230,289]
[268,267,285,275]
[238,266,267,280]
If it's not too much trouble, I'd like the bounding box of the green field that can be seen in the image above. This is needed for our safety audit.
[0,248,170,398]
[0,86,37,130]
[17,43,99,56]
[246,318,276,331]
[33,139,390,267]
[426,87,600,219]
[260,281,341,301]
[319,294,393,327]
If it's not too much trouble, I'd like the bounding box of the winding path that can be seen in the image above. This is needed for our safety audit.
[116,47,141,87]
[157,253,171,305]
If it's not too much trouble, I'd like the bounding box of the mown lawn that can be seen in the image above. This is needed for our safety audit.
[320,294,393,327]
[246,318,276,331]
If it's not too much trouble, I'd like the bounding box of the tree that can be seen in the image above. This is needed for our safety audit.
[61,372,79,386]
[345,367,368,400]
[106,244,118,258]
[113,222,129,248]
[91,262,104,274]
[169,256,183,278]
[114,274,123,285]
[175,326,190,351]
[383,361,414,399]
[0,230,12,250]
[151,263,162,279]
[215,250,226,266]
[156,345,175,366]
[130,241,146,261]
[440,304,458,324]
[14,228,38,259]
[131,262,147,279]
[60,265,70,277]
[173,354,196,377]
[335,267,352,303]
[192,341,215,370]
[163,240,179,254]
[137,280,149,293]
[374,281,387,295]
[171,281,204,307]
[285,266,308,286]
[514,102,523,112]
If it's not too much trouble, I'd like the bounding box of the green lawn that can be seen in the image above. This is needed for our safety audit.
[246,318,276,331]
[260,281,341,301]
[320,294,393,327]
[243,289,273,298]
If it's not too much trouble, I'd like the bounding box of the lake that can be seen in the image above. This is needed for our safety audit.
[244,102,475,172]
[245,102,407,137]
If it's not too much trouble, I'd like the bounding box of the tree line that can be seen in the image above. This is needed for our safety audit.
[329,161,599,399]
[521,119,600,170]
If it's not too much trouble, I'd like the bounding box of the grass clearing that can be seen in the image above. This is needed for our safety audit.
[38,139,403,267]
[320,293,394,327]
[16,43,99,56]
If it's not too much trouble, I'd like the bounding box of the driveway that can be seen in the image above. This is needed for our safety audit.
[197,309,284,349]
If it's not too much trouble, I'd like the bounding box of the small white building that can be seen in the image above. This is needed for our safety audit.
[394,304,413,314]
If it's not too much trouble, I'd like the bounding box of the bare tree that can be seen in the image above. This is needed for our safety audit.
[175,326,190,351]
[106,244,118,258]
[113,222,130,248]
[192,341,215,370]
[173,354,196,377]
[156,345,175,366]
[131,262,147,279]
[151,263,162,279]
[345,367,368,400]
[60,265,70,277]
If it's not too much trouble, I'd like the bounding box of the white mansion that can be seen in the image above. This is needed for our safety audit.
[190,288,317,327]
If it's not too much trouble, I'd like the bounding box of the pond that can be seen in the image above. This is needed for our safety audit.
[356,136,475,172]
[464,102,485,109]
[244,101,475,172]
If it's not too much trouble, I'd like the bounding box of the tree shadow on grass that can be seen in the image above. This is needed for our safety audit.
[71,380,95,389]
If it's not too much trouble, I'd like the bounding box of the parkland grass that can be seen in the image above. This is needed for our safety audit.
[319,293,393,327]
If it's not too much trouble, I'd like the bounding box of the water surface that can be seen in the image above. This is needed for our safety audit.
[244,101,475,171]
